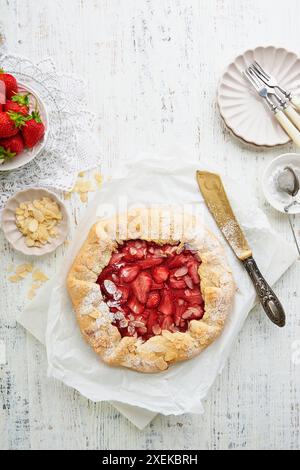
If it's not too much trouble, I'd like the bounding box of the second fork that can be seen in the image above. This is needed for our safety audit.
[244,68,300,147]
[249,66,300,132]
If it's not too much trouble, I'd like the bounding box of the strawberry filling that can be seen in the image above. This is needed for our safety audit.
[97,240,205,341]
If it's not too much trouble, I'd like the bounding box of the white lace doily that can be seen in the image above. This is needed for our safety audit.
[0,52,100,210]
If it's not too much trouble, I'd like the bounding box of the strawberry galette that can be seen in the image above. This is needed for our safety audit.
[67,208,235,373]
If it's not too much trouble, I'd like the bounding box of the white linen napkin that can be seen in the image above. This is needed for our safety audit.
[17,152,298,429]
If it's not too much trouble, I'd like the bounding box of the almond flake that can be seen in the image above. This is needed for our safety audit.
[32,270,49,282]
[27,289,36,300]
[94,172,103,188]
[8,275,22,283]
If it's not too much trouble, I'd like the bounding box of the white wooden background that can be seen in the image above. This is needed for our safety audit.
[0,0,300,450]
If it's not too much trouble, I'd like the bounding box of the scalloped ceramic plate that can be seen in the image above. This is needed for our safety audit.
[0,81,48,171]
[218,46,300,147]
[1,188,69,256]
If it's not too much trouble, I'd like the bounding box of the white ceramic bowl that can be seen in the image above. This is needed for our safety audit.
[0,81,48,171]
[218,46,300,147]
[262,153,300,214]
[1,188,69,256]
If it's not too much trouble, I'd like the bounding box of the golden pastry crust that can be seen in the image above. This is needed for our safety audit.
[67,208,235,373]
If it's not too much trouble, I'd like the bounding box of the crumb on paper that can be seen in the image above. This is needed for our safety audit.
[78,171,85,177]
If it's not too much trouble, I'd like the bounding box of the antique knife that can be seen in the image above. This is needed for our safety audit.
[196,170,286,327]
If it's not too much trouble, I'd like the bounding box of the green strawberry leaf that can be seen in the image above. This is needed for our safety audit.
[0,145,16,160]
[7,111,31,128]
[31,110,42,123]
[11,93,30,107]
[0,68,4,74]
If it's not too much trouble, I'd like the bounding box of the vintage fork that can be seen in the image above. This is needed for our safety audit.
[251,60,300,112]
[248,66,300,132]
[243,69,300,147]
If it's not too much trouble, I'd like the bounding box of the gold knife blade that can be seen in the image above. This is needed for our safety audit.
[196,171,252,261]
[196,170,286,328]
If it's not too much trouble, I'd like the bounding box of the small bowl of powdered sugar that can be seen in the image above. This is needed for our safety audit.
[262,153,300,215]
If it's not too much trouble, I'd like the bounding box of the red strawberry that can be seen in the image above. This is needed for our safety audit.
[127,296,144,315]
[137,257,163,269]
[132,272,152,304]
[0,69,18,100]
[5,93,30,116]
[187,259,200,285]
[0,111,27,138]
[109,252,125,266]
[174,300,188,326]
[150,282,164,290]
[161,316,174,331]
[118,285,130,303]
[169,278,186,289]
[0,133,24,155]
[158,290,174,316]
[152,266,169,284]
[167,253,188,269]
[146,291,161,308]
[184,288,203,305]
[120,265,140,283]
[22,111,45,148]
[146,310,159,335]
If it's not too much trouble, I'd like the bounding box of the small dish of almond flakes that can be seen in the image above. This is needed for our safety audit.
[1,188,69,256]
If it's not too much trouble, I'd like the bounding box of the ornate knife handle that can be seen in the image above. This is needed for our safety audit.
[243,257,286,327]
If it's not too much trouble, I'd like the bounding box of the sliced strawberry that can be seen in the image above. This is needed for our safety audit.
[120,264,140,283]
[167,253,188,269]
[98,240,204,340]
[161,316,174,331]
[137,257,164,269]
[132,271,152,304]
[174,300,188,326]
[146,310,158,335]
[109,252,125,266]
[188,259,200,285]
[150,282,164,290]
[186,305,204,319]
[127,296,145,315]
[152,265,169,283]
[146,291,161,308]
[158,290,174,316]
[184,288,203,305]
[118,285,130,303]
[169,278,187,289]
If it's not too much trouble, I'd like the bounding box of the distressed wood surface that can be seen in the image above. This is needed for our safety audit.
[0,0,300,450]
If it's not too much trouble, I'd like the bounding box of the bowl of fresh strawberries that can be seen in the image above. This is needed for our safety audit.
[0,69,48,171]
